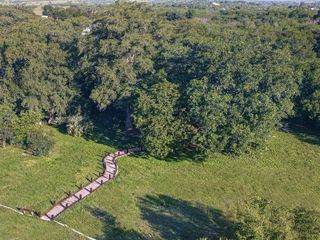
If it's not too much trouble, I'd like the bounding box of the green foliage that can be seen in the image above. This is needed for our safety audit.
[12,111,42,145]
[133,79,184,158]
[186,78,229,156]
[0,6,34,29]
[288,7,315,21]
[79,3,168,111]
[26,130,54,156]
[235,198,296,239]
[66,113,92,137]
[1,4,320,238]
[1,3,320,157]
[235,198,320,240]
[186,9,194,19]
[0,14,81,120]
[0,104,17,147]
[43,5,92,20]
[157,23,298,157]
[299,59,320,124]
[293,207,320,240]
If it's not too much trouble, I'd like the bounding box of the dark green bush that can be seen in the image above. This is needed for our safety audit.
[234,197,320,240]
[13,111,43,145]
[293,207,320,240]
[0,104,17,148]
[26,131,54,156]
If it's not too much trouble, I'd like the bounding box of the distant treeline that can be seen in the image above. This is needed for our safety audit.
[0,3,319,158]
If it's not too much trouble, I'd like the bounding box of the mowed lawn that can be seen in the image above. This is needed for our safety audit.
[0,126,319,239]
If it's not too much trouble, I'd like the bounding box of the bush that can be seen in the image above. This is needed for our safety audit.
[26,130,54,156]
[293,207,320,240]
[0,104,17,148]
[66,114,92,137]
[13,111,43,145]
[235,197,296,239]
[234,197,320,240]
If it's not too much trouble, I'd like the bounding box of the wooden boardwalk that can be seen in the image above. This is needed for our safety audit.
[40,147,142,221]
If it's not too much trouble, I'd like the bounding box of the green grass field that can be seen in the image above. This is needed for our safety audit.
[0,125,319,239]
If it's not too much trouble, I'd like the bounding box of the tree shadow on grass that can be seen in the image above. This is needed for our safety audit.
[83,109,141,149]
[138,194,236,240]
[84,127,140,150]
[56,121,200,163]
[89,208,146,240]
[55,108,141,150]
[55,114,202,163]
[127,147,203,163]
[89,195,235,240]
[289,124,320,146]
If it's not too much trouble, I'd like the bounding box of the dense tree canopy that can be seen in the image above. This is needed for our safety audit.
[79,3,169,111]
[0,3,319,158]
[133,77,184,158]
[0,14,88,122]
[137,20,298,157]
[298,59,320,123]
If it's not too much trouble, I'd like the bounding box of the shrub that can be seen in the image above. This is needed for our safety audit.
[26,130,54,156]
[0,104,17,147]
[234,197,320,240]
[235,197,296,240]
[66,113,92,137]
[293,207,320,239]
[13,111,43,145]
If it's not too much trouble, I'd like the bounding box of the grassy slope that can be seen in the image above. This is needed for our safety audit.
[0,127,115,213]
[0,126,319,239]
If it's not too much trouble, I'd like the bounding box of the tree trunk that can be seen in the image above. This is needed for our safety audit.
[48,112,54,125]
[2,139,6,148]
[125,106,133,131]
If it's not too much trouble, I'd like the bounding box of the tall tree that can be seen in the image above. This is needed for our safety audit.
[157,23,298,157]
[133,77,184,158]
[298,59,320,124]
[79,3,170,129]
[0,17,82,122]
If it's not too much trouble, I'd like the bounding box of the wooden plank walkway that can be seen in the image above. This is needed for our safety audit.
[40,147,142,221]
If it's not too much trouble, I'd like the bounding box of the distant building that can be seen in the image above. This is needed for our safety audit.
[81,27,91,36]
[41,15,49,18]
[211,2,220,6]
